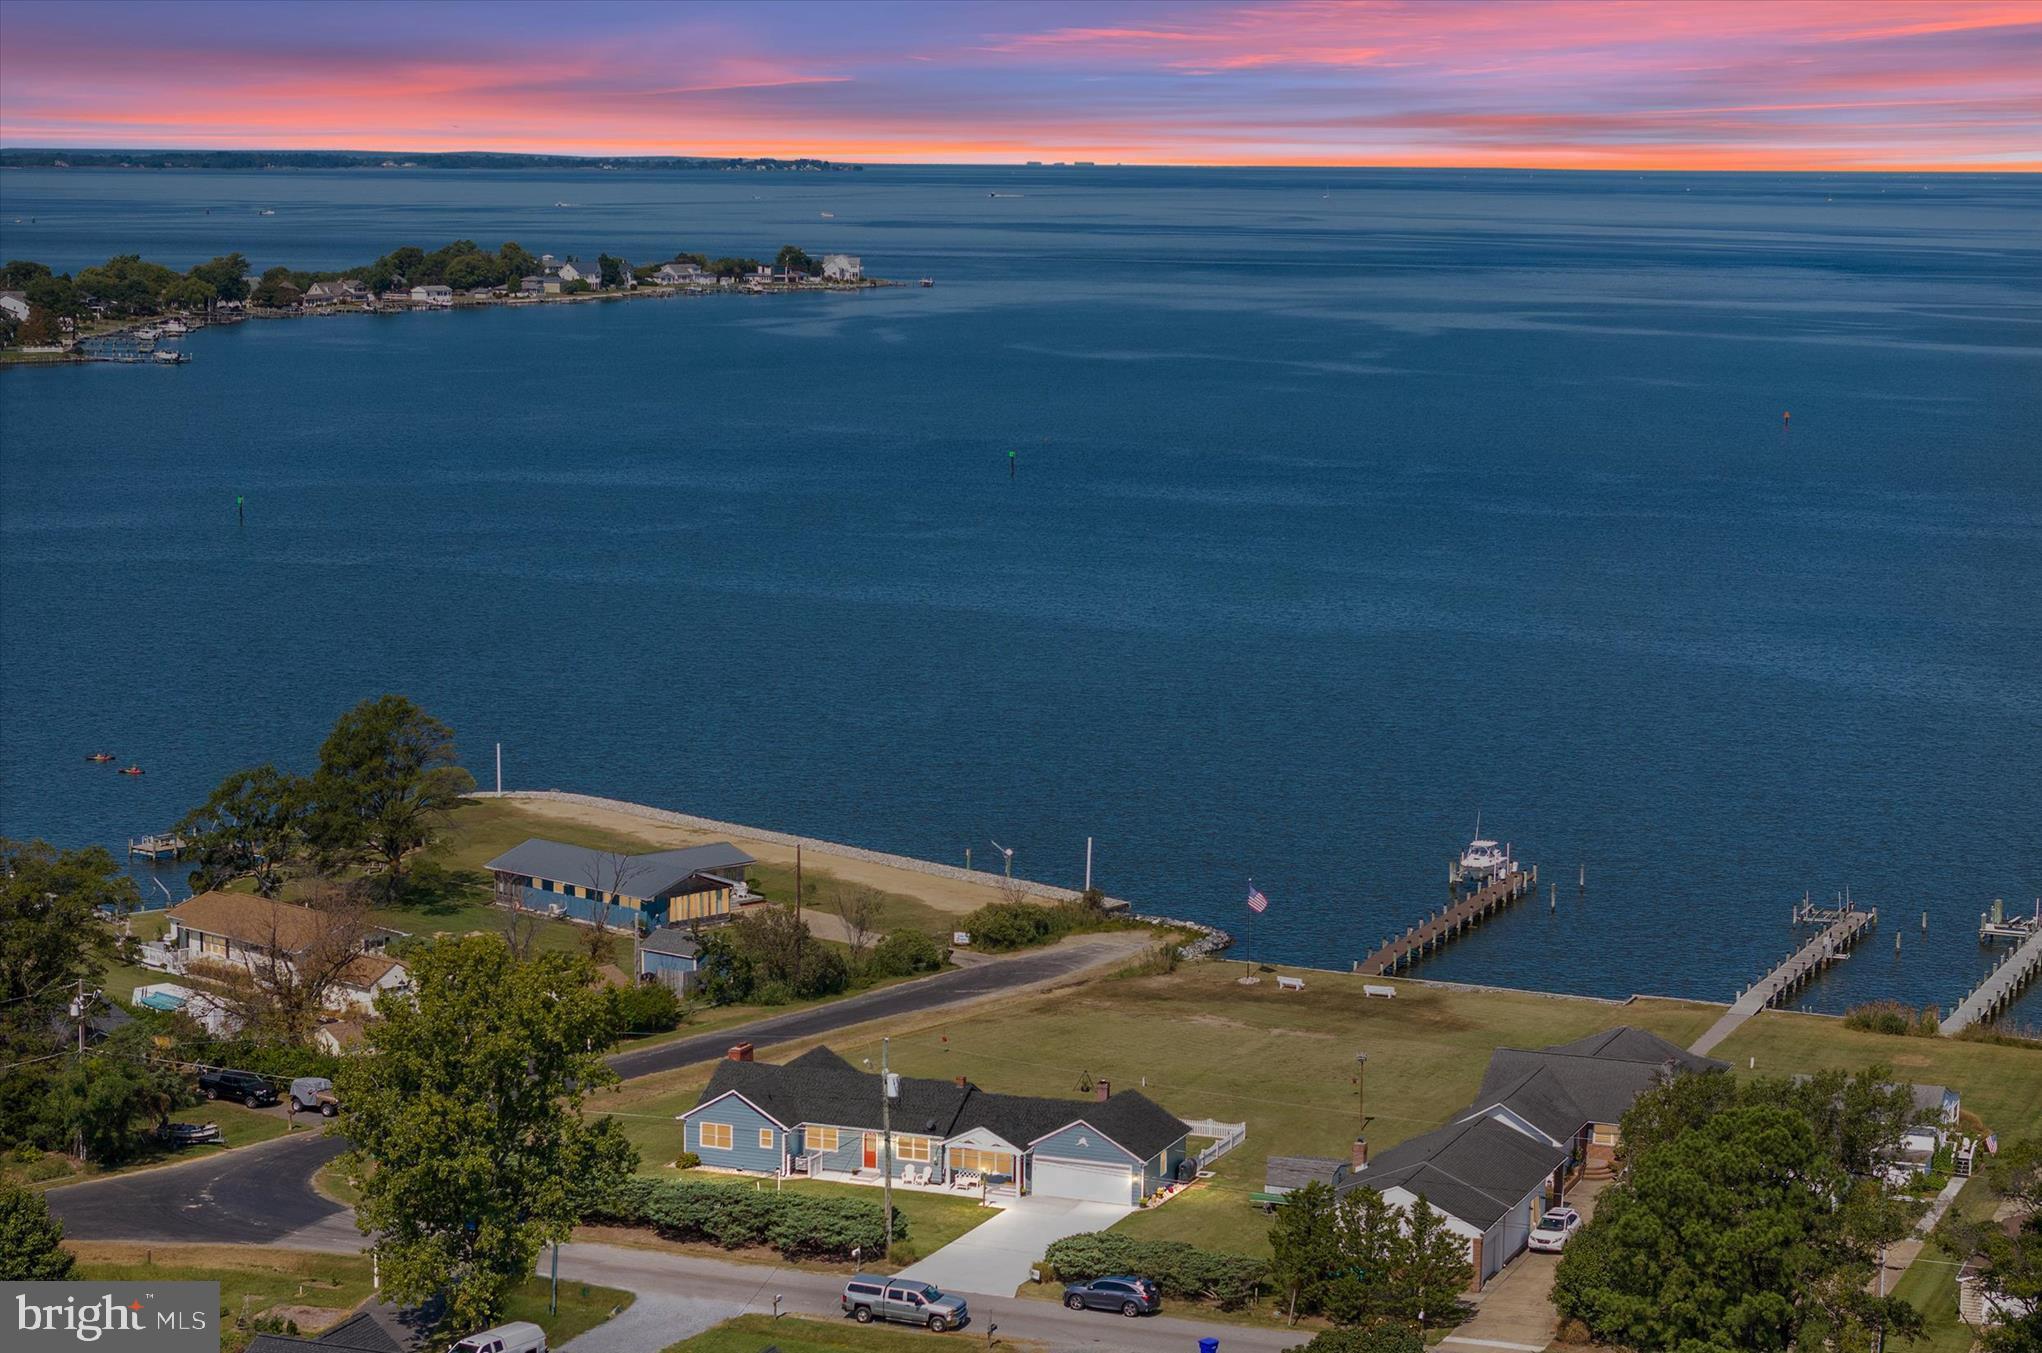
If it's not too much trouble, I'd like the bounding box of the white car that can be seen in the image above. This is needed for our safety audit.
[1528,1206,1582,1253]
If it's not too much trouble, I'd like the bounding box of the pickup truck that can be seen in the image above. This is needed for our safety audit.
[197,1068,278,1107]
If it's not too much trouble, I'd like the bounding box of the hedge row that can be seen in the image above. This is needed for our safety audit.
[1044,1232,1268,1309]
[592,1176,905,1259]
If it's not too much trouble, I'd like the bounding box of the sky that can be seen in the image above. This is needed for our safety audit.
[2,0,2038,170]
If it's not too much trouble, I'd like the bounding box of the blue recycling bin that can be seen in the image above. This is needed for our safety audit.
[1199,1339,1219,1353]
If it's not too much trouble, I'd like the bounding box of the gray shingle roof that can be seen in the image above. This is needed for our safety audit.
[637,928,701,959]
[485,837,754,898]
[245,1310,404,1353]
[689,1049,1190,1161]
[1472,1026,1729,1130]
[1344,1115,1568,1229]
[1266,1155,1348,1192]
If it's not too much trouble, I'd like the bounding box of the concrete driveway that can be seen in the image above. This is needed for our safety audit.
[1442,1177,1609,1353]
[895,1197,1134,1297]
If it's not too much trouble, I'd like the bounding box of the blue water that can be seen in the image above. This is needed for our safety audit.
[3,165,2039,1018]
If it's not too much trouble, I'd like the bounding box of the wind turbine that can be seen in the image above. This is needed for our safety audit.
[989,840,1014,877]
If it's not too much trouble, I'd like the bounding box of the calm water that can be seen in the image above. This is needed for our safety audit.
[3,165,2039,1018]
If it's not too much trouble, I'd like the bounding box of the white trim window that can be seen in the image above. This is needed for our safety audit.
[758,1128,775,1150]
[699,1122,733,1151]
[808,1127,841,1151]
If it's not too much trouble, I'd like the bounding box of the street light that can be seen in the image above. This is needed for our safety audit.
[1355,1052,1368,1129]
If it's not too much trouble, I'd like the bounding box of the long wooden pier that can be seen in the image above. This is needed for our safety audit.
[1940,902,2042,1035]
[1354,865,1538,977]
[1690,905,1878,1055]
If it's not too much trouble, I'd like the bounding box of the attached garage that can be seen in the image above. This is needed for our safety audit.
[1031,1158,1138,1205]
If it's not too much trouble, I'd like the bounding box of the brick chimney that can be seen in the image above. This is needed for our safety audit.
[727,1042,754,1062]
[955,1075,969,1088]
[1095,1079,1111,1102]
[1351,1137,1368,1170]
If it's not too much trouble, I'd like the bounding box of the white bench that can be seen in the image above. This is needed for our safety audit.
[1363,984,1397,999]
[1277,975,1305,992]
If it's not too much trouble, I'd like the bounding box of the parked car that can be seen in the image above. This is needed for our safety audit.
[448,1322,545,1353]
[1062,1275,1162,1316]
[197,1068,278,1106]
[153,1119,222,1147]
[841,1275,970,1331]
[1528,1206,1583,1253]
[290,1076,340,1116]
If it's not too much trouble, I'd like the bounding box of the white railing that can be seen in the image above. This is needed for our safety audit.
[1184,1118,1248,1169]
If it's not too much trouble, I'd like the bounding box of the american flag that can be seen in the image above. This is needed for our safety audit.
[1247,884,1268,914]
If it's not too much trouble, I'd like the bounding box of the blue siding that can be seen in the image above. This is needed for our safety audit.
[795,1125,934,1179]
[683,1094,786,1174]
[518,883,645,928]
[1031,1121,1140,1167]
[640,949,697,977]
[1141,1136,1190,1197]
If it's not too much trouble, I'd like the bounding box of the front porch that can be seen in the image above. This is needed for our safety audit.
[800,1161,1021,1206]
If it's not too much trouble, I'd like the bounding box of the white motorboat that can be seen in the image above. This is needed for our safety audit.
[1459,838,1509,878]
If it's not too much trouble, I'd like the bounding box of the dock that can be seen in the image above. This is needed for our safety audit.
[1939,900,2042,1036]
[127,832,187,862]
[1690,904,1878,1055]
[1353,864,1538,977]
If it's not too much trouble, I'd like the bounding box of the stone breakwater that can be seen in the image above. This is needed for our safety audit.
[472,789,1232,960]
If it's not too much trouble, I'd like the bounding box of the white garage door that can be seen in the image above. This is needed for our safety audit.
[1032,1158,1136,1205]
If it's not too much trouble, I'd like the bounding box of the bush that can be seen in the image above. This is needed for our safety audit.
[1044,1232,1267,1310]
[1295,1327,1424,1353]
[591,1177,904,1260]
[1841,1001,1939,1037]
[959,900,1120,953]
[613,982,683,1034]
[866,929,945,978]
[674,1152,700,1170]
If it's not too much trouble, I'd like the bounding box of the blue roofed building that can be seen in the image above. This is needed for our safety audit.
[485,836,757,933]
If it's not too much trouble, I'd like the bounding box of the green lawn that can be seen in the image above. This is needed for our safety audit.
[664,1313,1045,1352]
[1887,1175,2001,1353]
[14,1102,299,1190]
[69,1244,375,1353]
[501,1276,634,1347]
[1715,1010,2042,1134]
[816,963,1724,1258]
[67,1247,628,1353]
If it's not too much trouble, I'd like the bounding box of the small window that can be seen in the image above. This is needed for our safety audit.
[896,1135,932,1163]
[759,1128,774,1150]
[809,1127,840,1151]
[849,1283,881,1297]
[699,1122,733,1150]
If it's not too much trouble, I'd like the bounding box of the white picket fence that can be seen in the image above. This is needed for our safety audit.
[1184,1117,1248,1169]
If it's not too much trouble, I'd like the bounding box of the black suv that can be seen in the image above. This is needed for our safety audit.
[197,1068,277,1106]
[1062,1275,1162,1317]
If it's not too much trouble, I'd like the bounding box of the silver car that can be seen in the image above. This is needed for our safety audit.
[841,1275,970,1331]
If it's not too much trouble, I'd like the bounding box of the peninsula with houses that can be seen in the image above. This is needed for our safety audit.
[0,238,889,363]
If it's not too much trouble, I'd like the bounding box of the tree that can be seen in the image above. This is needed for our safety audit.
[1554,1102,1920,1352]
[1325,1185,1405,1327]
[18,304,59,346]
[32,1024,192,1163]
[865,928,944,978]
[1,841,135,1144]
[694,907,848,1005]
[0,1180,75,1279]
[830,884,881,969]
[775,244,818,276]
[1269,1181,1340,1324]
[308,695,475,901]
[338,936,636,1331]
[178,764,311,896]
[1391,1197,1472,1328]
[1936,1138,2042,1353]
[162,275,215,311]
[188,253,250,303]
[579,852,648,966]
[597,253,624,288]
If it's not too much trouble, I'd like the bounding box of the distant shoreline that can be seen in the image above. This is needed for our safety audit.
[0,149,861,172]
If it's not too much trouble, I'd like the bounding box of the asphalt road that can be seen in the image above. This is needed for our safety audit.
[45,1126,350,1245]
[605,933,1143,1080]
[550,1241,1306,1353]
[46,933,1143,1248]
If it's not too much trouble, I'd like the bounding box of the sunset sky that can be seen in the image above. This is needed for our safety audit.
[2,0,2038,170]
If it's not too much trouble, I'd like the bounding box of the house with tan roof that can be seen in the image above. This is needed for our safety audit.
[164,891,407,1013]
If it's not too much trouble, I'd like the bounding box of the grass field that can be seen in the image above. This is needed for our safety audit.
[68,1244,375,1353]
[1887,1175,2000,1353]
[665,964,1720,1258]
[11,1103,299,1190]
[1715,1010,2042,1135]
[66,1245,630,1353]
[663,1314,1047,1352]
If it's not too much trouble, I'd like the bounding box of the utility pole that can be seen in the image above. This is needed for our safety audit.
[495,742,502,794]
[792,845,804,989]
[1355,1052,1368,1129]
[881,1037,896,1263]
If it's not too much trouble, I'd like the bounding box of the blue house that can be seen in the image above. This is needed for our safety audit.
[637,928,702,992]
[485,837,756,932]
[678,1047,1191,1206]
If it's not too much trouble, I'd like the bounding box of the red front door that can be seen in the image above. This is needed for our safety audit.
[863,1133,879,1169]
